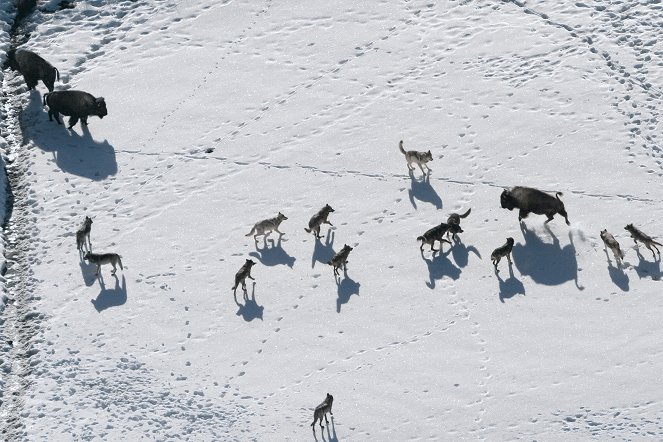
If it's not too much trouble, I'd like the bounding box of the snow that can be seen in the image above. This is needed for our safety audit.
[1,0,663,440]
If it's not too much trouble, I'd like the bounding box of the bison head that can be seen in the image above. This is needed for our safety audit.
[94,97,107,119]
[500,189,515,210]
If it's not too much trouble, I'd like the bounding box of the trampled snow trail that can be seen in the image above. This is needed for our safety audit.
[1,0,663,440]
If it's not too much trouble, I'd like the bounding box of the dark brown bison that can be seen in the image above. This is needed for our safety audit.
[500,186,570,225]
[8,49,59,92]
[43,90,107,129]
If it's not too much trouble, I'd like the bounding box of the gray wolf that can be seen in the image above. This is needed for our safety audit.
[624,224,661,259]
[76,216,93,252]
[232,259,256,296]
[417,223,454,252]
[43,90,107,129]
[305,204,334,239]
[446,208,471,240]
[7,49,59,92]
[600,229,624,266]
[246,212,287,240]
[311,393,334,430]
[491,237,514,272]
[84,252,123,276]
[328,245,353,276]
[500,186,569,225]
[399,140,433,175]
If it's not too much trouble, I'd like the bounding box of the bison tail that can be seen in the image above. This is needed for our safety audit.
[555,192,564,201]
[54,67,60,81]
[43,93,49,107]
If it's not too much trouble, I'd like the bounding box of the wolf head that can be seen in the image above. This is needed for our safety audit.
[326,393,333,405]
[624,224,634,232]
[84,215,93,226]
[246,259,255,267]
[506,237,515,247]
[324,204,335,213]
[277,212,288,221]
[424,150,433,162]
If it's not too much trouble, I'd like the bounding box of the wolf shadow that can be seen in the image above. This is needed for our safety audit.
[22,92,117,180]
[496,265,525,303]
[603,248,629,291]
[250,235,295,268]
[421,249,461,289]
[631,248,662,281]
[336,271,360,313]
[313,416,338,442]
[80,252,98,287]
[451,238,481,268]
[235,282,264,321]
[91,275,127,312]
[512,223,582,290]
[312,230,336,269]
[408,169,442,210]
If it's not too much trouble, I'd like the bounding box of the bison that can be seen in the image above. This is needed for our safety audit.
[8,49,59,92]
[43,90,107,129]
[500,186,570,225]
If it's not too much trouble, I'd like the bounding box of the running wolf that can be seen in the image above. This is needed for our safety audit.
[491,237,514,272]
[305,204,335,239]
[417,223,454,252]
[328,245,353,277]
[399,140,433,175]
[624,224,662,259]
[600,229,624,266]
[232,259,256,296]
[246,212,288,240]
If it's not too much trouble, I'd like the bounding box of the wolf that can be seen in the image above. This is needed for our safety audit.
[491,237,514,272]
[76,216,93,252]
[624,224,661,259]
[417,223,454,252]
[84,252,123,276]
[399,140,433,175]
[245,212,288,240]
[600,229,624,266]
[311,393,334,430]
[328,245,353,276]
[232,259,256,296]
[446,208,471,240]
[305,204,335,239]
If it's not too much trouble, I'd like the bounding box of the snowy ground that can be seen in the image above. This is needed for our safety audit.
[1,0,663,440]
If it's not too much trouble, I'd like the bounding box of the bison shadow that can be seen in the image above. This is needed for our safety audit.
[91,275,127,312]
[235,282,264,322]
[496,266,526,303]
[336,272,360,313]
[512,223,583,290]
[631,248,662,281]
[408,169,442,210]
[311,230,336,269]
[22,92,117,181]
[450,238,481,268]
[249,235,295,268]
[603,248,629,291]
[421,249,461,289]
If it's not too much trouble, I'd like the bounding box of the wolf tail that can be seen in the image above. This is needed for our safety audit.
[459,208,471,218]
[245,226,256,237]
[304,227,311,233]
[417,235,424,242]
[398,140,406,155]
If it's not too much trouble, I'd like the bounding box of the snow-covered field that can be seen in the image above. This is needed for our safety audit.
[1,0,662,440]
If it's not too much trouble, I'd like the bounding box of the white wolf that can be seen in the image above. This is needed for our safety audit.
[399,140,433,175]
[246,212,288,240]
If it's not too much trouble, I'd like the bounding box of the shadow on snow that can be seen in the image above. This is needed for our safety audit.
[91,275,127,312]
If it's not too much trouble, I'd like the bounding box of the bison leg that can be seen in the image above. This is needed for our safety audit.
[81,116,89,126]
[544,213,555,224]
[50,111,62,124]
[518,209,529,221]
[67,116,79,129]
